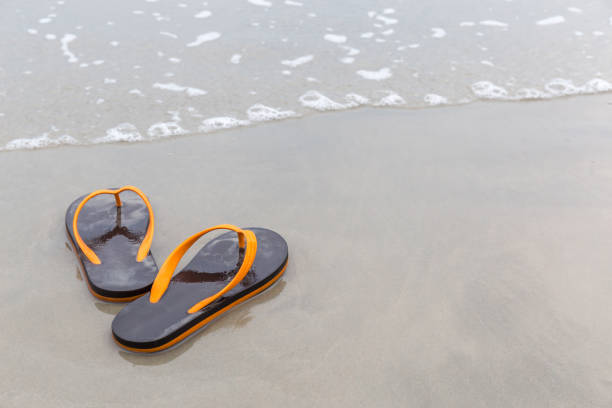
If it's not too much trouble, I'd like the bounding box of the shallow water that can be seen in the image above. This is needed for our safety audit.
[1,0,611,149]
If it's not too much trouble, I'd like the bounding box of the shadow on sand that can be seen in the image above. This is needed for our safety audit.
[117,279,287,366]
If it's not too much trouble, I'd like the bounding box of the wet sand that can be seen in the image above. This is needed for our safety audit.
[2,95,612,406]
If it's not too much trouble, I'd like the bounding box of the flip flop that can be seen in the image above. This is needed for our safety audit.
[65,186,158,302]
[112,224,288,353]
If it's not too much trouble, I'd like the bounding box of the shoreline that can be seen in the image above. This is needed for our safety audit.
[2,94,612,407]
[2,91,612,153]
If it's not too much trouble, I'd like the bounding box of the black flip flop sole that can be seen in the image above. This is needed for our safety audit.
[111,227,288,352]
[65,190,158,301]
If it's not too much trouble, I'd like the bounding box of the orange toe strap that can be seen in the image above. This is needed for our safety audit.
[149,224,257,314]
[72,186,155,265]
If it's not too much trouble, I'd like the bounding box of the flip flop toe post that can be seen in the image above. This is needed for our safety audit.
[65,186,158,301]
[112,225,288,352]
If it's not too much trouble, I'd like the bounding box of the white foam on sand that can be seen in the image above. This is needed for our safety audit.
[460,22,475,27]
[194,10,212,18]
[536,16,565,26]
[584,78,612,92]
[471,78,612,101]
[160,32,179,39]
[567,7,582,14]
[544,78,612,95]
[94,123,143,144]
[284,0,303,6]
[186,32,221,47]
[356,67,392,81]
[281,54,313,67]
[153,82,207,96]
[342,46,360,55]
[38,14,55,24]
[230,54,242,64]
[60,34,78,63]
[324,34,347,44]
[471,81,509,98]
[152,12,169,22]
[299,90,404,111]
[514,88,549,99]
[1,134,78,151]
[424,94,448,105]
[247,104,298,121]
[374,91,406,106]
[299,91,346,111]
[431,28,447,38]
[147,122,188,138]
[344,93,369,107]
[199,117,250,132]
[248,0,272,7]
[376,15,398,25]
[479,20,508,27]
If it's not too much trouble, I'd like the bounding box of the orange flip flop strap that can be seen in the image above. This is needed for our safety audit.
[72,186,155,265]
[149,224,257,314]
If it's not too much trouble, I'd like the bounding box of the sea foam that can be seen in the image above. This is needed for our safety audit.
[431,28,446,38]
[471,78,612,100]
[94,123,143,143]
[356,67,392,81]
[147,122,188,138]
[247,104,298,121]
[60,34,78,63]
[424,94,448,105]
[199,117,250,132]
[186,32,221,47]
[536,16,565,25]
[374,91,406,106]
[194,10,212,18]
[281,55,313,67]
[299,91,346,111]
[1,134,77,151]
[248,0,272,7]
[471,81,509,98]
[153,83,207,96]
[324,34,347,44]
[479,20,508,27]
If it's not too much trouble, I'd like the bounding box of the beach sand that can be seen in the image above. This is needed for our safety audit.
[2,95,612,407]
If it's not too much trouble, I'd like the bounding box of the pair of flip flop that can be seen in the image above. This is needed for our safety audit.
[65,186,288,353]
